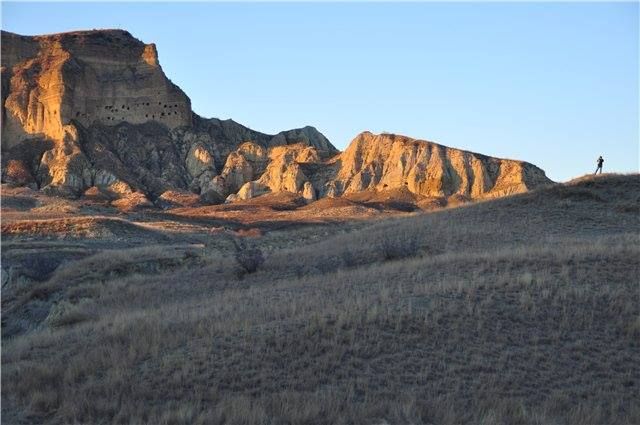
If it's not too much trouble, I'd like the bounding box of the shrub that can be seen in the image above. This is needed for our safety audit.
[232,238,265,276]
[235,248,265,274]
[378,232,419,261]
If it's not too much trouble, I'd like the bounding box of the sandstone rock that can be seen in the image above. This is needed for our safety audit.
[1,29,552,209]
[0,29,340,201]
[225,193,239,203]
[2,29,337,200]
[186,143,218,195]
[192,118,337,168]
[220,151,257,194]
[215,141,268,195]
[269,126,336,158]
[236,141,267,162]
[236,181,269,201]
[1,29,191,149]
[37,125,93,196]
[323,181,341,199]
[186,143,216,179]
[257,144,317,193]
[302,181,316,203]
[332,132,552,199]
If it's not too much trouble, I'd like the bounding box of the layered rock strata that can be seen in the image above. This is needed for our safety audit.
[1,29,552,207]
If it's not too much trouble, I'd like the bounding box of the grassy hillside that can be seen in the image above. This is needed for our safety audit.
[2,174,639,424]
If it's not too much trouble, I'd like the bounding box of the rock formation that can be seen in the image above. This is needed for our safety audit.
[331,132,552,200]
[1,29,552,208]
[2,30,191,147]
[229,132,552,204]
[1,30,336,202]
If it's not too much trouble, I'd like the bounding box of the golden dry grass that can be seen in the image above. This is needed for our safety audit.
[1,174,639,424]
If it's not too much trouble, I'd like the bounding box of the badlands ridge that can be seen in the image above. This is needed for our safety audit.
[1,29,552,208]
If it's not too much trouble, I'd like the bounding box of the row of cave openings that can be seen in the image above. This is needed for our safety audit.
[74,101,182,122]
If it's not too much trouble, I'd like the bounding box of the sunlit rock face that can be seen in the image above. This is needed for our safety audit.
[1,30,191,147]
[257,144,319,193]
[228,132,552,203]
[1,29,550,205]
[331,132,552,200]
[1,29,337,199]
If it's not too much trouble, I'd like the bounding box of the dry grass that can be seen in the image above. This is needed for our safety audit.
[2,174,639,424]
[0,216,154,239]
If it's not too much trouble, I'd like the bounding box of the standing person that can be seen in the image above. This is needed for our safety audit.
[595,155,604,174]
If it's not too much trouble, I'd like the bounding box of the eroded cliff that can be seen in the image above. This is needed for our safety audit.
[1,29,337,201]
[232,132,552,205]
[332,132,552,200]
[2,30,191,146]
[1,29,552,208]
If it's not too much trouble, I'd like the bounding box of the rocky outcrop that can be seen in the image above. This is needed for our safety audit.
[219,142,267,194]
[1,29,337,201]
[1,30,191,148]
[257,144,319,193]
[235,181,269,201]
[228,132,552,204]
[331,132,552,200]
[302,181,316,202]
[1,29,552,208]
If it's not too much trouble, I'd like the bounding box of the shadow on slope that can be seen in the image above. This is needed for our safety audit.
[1,173,639,424]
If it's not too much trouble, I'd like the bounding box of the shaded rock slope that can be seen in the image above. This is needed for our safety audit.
[1,29,552,207]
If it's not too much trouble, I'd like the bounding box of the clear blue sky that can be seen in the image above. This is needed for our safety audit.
[2,2,638,181]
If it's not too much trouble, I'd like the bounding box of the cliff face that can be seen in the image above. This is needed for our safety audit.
[1,29,551,208]
[331,132,552,199]
[233,132,552,204]
[2,30,191,147]
[1,30,337,200]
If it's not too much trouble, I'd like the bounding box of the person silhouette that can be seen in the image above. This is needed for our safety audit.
[595,155,604,175]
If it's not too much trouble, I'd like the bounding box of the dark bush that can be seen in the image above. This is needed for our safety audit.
[234,245,265,275]
[378,232,419,261]
[235,248,265,274]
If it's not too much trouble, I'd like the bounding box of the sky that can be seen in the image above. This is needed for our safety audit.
[2,2,638,182]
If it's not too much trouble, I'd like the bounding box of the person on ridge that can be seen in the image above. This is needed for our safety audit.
[594,155,604,175]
